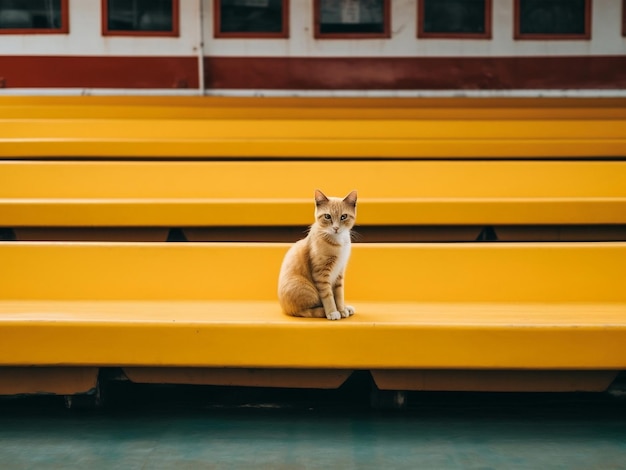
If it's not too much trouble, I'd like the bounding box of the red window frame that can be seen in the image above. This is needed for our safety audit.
[314,0,391,39]
[0,0,69,34]
[102,0,180,37]
[417,0,492,39]
[214,0,289,39]
[514,0,591,40]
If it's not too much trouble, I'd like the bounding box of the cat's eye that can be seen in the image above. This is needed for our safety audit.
[324,214,332,220]
[340,214,348,221]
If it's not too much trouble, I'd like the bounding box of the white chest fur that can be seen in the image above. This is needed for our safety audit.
[329,234,351,283]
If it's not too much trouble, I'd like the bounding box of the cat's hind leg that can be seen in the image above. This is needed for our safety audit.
[279,277,327,319]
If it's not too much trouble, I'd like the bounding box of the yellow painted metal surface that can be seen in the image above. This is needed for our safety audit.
[2,242,626,302]
[0,242,625,369]
[2,160,626,225]
[2,96,626,118]
[0,97,624,159]
[1,119,623,159]
[1,300,626,369]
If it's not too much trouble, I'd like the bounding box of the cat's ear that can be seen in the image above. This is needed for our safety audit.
[343,190,357,207]
[314,189,329,206]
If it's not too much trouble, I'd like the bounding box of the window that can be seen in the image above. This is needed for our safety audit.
[418,0,491,39]
[102,0,179,36]
[215,0,288,38]
[0,0,68,34]
[315,0,390,39]
[515,0,591,39]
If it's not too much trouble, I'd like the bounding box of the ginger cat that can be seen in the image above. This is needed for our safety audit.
[278,189,357,321]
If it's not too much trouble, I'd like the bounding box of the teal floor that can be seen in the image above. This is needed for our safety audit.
[1,386,626,469]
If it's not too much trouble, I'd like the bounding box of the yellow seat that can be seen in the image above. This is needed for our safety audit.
[2,160,625,227]
[1,96,625,158]
[1,95,625,394]
[2,242,625,370]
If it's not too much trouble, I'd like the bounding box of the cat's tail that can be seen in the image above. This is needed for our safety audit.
[289,307,326,318]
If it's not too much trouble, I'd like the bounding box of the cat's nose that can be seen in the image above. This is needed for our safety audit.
[333,227,339,233]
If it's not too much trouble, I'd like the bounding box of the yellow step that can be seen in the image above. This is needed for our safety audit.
[2,96,626,119]
[1,242,625,369]
[1,119,622,159]
[1,97,624,159]
[2,160,625,226]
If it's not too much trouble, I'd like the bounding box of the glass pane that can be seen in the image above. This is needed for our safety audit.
[423,0,486,34]
[219,0,284,34]
[319,0,385,34]
[107,0,173,32]
[519,0,586,35]
[0,0,62,29]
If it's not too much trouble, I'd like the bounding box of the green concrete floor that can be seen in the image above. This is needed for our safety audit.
[1,385,626,469]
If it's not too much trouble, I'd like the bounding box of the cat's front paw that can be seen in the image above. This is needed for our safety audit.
[326,311,342,321]
[341,305,355,318]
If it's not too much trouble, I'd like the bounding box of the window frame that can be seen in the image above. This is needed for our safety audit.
[214,0,289,39]
[0,0,69,35]
[417,0,492,40]
[314,0,391,40]
[514,0,592,40]
[101,0,180,37]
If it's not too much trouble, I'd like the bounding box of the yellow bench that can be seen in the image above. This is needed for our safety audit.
[1,96,625,397]
[3,96,626,118]
[2,160,625,230]
[2,96,624,241]
[1,241,625,394]
[1,97,625,158]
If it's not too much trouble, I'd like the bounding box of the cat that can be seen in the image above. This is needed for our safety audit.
[278,189,357,321]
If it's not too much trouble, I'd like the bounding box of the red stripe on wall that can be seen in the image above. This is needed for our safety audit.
[205,56,626,90]
[0,55,625,90]
[0,56,198,89]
